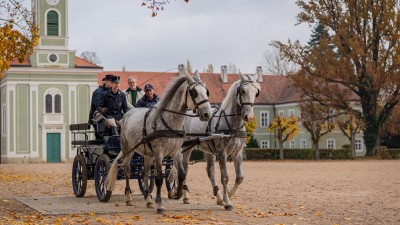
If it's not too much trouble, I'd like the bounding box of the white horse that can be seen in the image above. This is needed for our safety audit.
[179,73,260,210]
[106,72,212,214]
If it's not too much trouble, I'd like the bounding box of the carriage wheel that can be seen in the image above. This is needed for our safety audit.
[72,154,88,197]
[137,168,155,195]
[95,154,112,202]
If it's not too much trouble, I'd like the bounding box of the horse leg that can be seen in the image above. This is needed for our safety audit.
[205,153,224,206]
[169,151,185,200]
[229,150,244,197]
[182,147,194,204]
[144,156,155,208]
[154,155,165,214]
[218,153,233,211]
[123,153,134,206]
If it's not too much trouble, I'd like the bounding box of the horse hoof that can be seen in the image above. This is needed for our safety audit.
[183,198,190,204]
[217,200,224,206]
[147,202,155,209]
[168,191,176,199]
[126,200,133,206]
[157,208,165,214]
[224,205,234,211]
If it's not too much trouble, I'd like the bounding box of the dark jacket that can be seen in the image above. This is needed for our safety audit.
[136,94,160,108]
[96,89,130,120]
[88,85,108,124]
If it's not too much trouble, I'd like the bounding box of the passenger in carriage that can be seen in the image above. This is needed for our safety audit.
[136,84,160,108]
[125,76,145,109]
[88,74,114,139]
[96,76,130,136]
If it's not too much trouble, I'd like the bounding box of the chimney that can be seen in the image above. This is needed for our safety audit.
[178,64,186,77]
[221,65,228,83]
[256,66,263,83]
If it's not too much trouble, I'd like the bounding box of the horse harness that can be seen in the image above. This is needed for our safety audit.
[131,80,210,154]
[204,78,260,155]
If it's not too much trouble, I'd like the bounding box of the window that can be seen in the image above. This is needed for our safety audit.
[47,10,59,36]
[278,110,284,117]
[289,109,295,117]
[327,139,335,149]
[300,139,306,149]
[261,140,269,148]
[1,105,6,136]
[290,140,295,148]
[260,111,269,127]
[44,88,62,113]
[355,139,363,151]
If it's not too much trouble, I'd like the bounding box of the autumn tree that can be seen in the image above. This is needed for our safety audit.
[273,0,400,156]
[268,115,299,160]
[261,47,299,75]
[300,102,336,160]
[337,112,364,159]
[244,117,257,145]
[0,0,39,77]
[80,51,101,65]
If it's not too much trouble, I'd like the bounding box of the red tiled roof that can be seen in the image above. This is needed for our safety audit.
[75,57,103,68]
[99,71,302,104]
[10,54,102,69]
[9,55,31,67]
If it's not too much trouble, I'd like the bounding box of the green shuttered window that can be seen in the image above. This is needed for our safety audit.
[47,10,59,36]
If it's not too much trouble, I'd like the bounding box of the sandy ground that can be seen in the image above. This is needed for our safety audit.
[0,160,399,225]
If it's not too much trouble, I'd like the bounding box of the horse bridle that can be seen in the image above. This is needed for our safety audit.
[186,78,210,113]
[236,80,260,108]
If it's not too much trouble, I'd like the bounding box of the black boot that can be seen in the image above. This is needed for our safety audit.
[111,126,119,136]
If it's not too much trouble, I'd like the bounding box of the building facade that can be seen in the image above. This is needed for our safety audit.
[1,1,366,163]
[0,0,102,163]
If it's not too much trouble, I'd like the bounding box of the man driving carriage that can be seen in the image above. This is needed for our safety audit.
[96,76,130,135]
[88,74,114,139]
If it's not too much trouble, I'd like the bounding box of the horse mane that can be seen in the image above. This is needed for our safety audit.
[155,76,188,115]
[221,79,241,110]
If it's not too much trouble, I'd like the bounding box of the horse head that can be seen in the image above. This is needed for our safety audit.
[236,72,261,122]
[186,71,212,121]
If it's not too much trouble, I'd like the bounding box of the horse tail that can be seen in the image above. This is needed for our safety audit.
[106,151,124,191]
[167,164,178,184]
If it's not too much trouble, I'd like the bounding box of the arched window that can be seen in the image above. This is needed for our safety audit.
[44,88,62,114]
[47,10,59,36]
[55,94,61,113]
[45,94,52,113]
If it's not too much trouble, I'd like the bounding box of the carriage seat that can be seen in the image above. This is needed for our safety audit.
[69,123,104,146]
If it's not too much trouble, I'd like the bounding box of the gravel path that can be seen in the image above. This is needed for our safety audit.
[0,160,399,225]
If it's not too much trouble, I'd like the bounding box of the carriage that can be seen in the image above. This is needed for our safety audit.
[69,72,259,213]
[69,122,176,202]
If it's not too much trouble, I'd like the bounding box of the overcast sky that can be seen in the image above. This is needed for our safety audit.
[67,0,311,74]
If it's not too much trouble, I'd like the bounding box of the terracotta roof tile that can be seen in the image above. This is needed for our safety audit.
[10,54,102,69]
[75,57,103,68]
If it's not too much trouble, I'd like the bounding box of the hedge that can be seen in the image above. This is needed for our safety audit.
[188,147,400,161]
[244,148,352,160]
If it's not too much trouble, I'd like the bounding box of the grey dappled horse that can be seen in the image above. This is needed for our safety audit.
[180,73,260,210]
[106,72,212,214]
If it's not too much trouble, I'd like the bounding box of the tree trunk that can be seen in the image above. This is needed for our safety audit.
[314,143,320,160]
[350,133,356,160]
[279,140,284,160]
[363,121,379,156]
